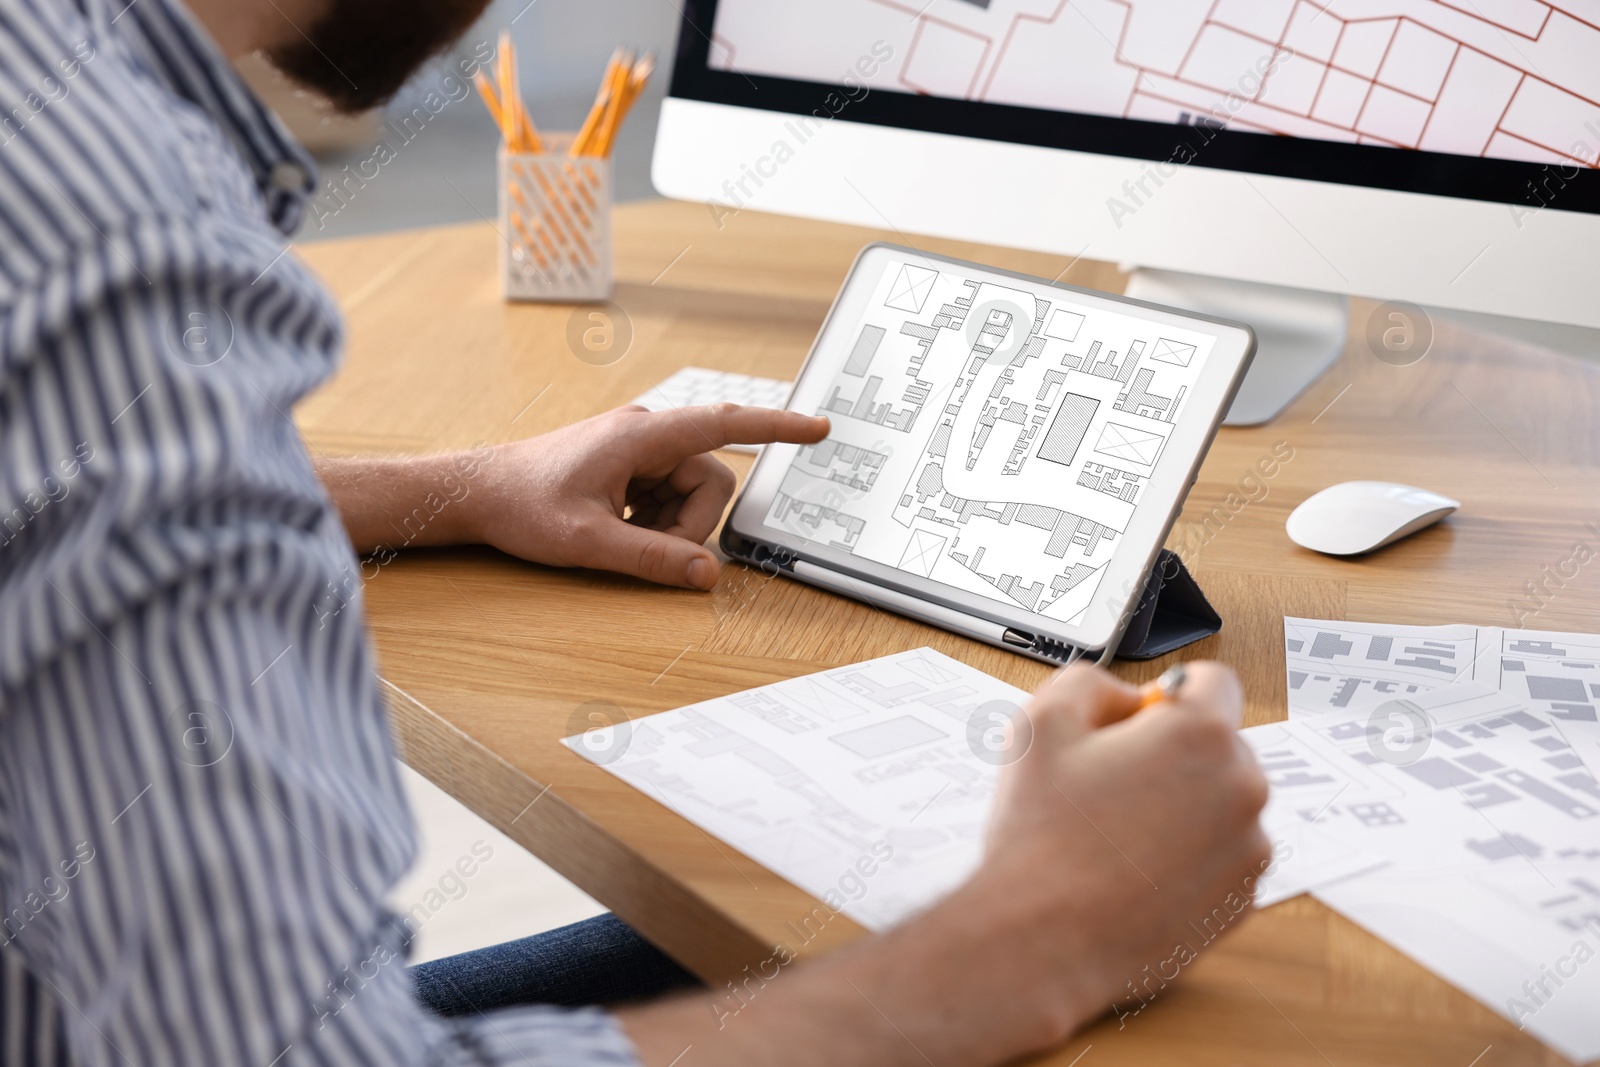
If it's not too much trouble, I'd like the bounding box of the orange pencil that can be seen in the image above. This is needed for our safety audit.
[598,53,654,156]
[573,49,627,156]
[473,72,504,131]
[570,52,613,155]
[517,108,542,153]
[593,54,631,152]
[497,32,518,147]
[507,38,542,152]
[1134,665,1187,712]
[601,52,637,148]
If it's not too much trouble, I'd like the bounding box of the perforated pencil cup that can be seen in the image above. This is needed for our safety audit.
[499,135,613,302]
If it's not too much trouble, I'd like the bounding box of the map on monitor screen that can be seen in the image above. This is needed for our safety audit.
[763,256,1216,627]
[708,0,1600,167]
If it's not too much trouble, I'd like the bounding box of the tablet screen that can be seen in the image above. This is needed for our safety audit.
[754,250,1230,637]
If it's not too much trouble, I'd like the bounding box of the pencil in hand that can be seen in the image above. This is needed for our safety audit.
[1135,665,1188,712]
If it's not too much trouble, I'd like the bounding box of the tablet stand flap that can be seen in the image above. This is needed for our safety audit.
[1113,550,1222,661]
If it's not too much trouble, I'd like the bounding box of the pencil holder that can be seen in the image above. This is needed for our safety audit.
[499,134,613,302]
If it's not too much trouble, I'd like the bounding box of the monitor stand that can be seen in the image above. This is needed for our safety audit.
[1430,306,1600,366]
[1123,268,1348,426]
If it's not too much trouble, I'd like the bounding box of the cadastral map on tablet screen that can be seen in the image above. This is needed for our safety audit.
[764,258,1215,626]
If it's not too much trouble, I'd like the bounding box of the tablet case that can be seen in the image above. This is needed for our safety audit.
[1113,549,1222,660]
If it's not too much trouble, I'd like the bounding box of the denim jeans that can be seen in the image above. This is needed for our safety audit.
[410,914,701,1016]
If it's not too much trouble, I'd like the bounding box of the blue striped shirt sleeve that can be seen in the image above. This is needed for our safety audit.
[0,0,643,1063]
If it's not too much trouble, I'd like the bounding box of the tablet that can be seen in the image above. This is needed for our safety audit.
[723,244,1255,662]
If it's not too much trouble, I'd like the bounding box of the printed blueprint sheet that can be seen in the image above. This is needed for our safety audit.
[1273,619,1600,1061]
[565,648,1024,931]
[766,257,1215,626]
[1251,685,1599,883]
[1284,616,1600,731]
[1320,861,1600,1063]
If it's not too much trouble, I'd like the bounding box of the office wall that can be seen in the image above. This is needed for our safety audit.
[491,0,678,105]
[296,0,678,241]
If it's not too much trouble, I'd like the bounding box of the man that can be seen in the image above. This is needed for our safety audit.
[0,0,1271,1063]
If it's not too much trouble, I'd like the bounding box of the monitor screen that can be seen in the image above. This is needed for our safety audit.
[670,0,1600,214]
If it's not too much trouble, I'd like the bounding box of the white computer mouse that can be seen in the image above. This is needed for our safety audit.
[1286,481,1460,556]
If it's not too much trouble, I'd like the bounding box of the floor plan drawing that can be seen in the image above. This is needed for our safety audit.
[1269,618,1600,1058]
[884,263,938,313]
[1077,461,1142,503]
[1095,421,1164,466]
[770,491,867,551]
[1317,860,1600,1062]
[766,258,1215,625]
[1284,617,1600,724]
[1251,685,1599,884]
[1150,337,1198,367]
[1284,617,1485,716]
[564,648,1029,932]
[797,439,889,493]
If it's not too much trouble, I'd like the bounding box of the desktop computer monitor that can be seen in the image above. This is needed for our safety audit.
[651,0,1600,423]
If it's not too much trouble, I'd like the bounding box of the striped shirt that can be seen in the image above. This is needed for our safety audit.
[0,0,638,1063]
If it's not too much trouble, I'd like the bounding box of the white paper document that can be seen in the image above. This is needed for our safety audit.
[1242,721,1389,905]
[565,648,1022,931]
[564,630,1600,1059]
[1319,863,1600,1064]
[1246,686,1599,876]
[1277,618,1600,1061]
[1284,616,1600,729]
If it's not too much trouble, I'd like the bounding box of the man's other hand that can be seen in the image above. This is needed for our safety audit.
[468,404,829,589]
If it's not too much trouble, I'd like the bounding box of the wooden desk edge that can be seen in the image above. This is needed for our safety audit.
[382,680,774,983]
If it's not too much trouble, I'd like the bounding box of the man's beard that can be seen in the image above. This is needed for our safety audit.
[267,0,494,113]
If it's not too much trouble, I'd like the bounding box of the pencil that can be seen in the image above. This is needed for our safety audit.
[591,53,633,155]
[517,106,542,153]
[1135,665,1188,711]
[472,72,504,132]
[598,52,654,156]
[507,38,542,152]
[572,49,623,157]
[496,32,517,147]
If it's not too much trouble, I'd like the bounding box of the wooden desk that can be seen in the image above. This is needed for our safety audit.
[296,200,1600,1067]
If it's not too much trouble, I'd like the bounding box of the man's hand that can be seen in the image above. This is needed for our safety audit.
[952,661,1273,1051]
[466,404,828,589]
[314,404,829,587]
[616,661,1271,1067]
